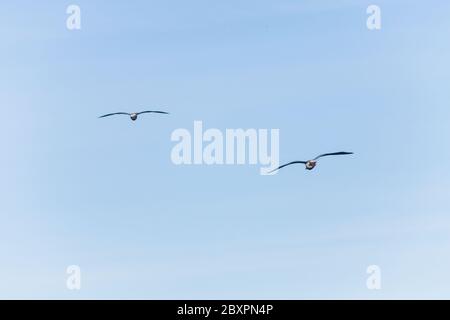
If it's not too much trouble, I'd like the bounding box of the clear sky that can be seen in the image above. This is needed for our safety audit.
[1,0,450,299]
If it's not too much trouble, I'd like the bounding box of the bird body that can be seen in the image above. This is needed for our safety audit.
[271,152,353,173]
[305,160,317,170]
[99,110,169,121]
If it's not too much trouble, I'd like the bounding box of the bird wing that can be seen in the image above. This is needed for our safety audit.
[98,112,130,118]
[269,161,307,173]
[314,152,353,160]
[136,110,170,115]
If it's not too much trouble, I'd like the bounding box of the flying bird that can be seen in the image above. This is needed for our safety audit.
[98,110,169,121]
[270,152,353,173]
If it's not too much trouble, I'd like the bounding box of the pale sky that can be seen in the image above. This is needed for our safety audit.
[1,0,450,299]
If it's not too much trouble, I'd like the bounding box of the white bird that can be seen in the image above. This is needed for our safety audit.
[99,110,169,121]
[270,152,354,173]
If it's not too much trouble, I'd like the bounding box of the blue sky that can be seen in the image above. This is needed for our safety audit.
[1,0,450,299]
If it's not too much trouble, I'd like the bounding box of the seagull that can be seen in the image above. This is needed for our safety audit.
[98,110,169,121]
[270,152,353,173]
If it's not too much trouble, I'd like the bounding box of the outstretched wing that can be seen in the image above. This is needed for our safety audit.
[137,110,170,115]
[314,152,353,160]
[98,112,130,118]
[269,161,307,173]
